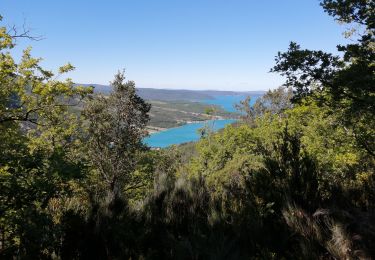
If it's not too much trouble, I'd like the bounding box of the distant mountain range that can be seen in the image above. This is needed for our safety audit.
[78,84,266,101]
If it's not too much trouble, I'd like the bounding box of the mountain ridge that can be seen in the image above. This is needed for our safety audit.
[77,83,266,101]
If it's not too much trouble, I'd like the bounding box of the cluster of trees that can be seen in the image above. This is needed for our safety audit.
[0,0,374,259]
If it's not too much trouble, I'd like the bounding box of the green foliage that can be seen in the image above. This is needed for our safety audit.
[148,100,232,129]
[321,0,374,27]
[0,16,92,258]
[235,87,293,126]
[83,71,151,200]
[182,99,374,257]
[272,0,375,156]
[0,0,374,258]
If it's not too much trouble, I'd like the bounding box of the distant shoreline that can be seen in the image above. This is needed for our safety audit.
[146,126,167,134]
[147,118,237,135]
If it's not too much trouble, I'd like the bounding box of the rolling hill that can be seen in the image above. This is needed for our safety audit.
[78,84,265,101]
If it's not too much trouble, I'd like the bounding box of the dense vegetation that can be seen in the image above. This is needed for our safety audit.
[0,0,374,259]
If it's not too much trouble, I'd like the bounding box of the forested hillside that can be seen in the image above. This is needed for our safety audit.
[147,100,234,129]
[0,0,374,259]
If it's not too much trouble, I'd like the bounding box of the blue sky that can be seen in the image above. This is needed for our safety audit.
[3,1,347,91]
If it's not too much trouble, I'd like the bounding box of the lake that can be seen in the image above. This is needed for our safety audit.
[145,95,260,148]
[203,94,260,112]
[144,119,236,148]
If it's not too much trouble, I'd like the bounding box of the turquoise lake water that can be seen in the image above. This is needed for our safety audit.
[203,95,259,112]
[144,119,236,148]
[145,95,261,148]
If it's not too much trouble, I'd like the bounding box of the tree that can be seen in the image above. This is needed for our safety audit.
[0,15,92,258]
[235,87,293,126]
[83,71,151,200]
[271,0,374,155]
[59,71,153,259]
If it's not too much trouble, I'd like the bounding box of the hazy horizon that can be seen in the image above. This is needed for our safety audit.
[79,82,268,92]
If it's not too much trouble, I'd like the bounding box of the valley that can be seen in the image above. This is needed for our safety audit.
[82,84,264,131]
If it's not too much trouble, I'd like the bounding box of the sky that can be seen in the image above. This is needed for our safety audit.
[2,1,348,91]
